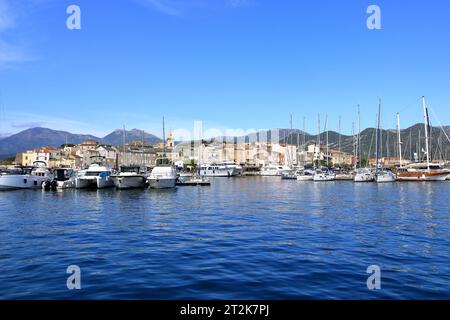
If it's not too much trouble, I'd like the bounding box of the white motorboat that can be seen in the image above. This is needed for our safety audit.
[199,163,236,177]
[43,168,77,190]
[296,169,315,181]
[0,161,52,190]
[111,166,147,189]
[375,170,396,183]
[148,157,177,189]
[281,170,299,180]
[313,168,335,182]
[354,168,375,182]
[75,164,114,189]
[260,164,292,176]
[221,161,244,176]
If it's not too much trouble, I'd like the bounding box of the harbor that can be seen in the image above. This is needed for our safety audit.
[1,0,450,303]
[1,177,449,299]
[1,97,450,190]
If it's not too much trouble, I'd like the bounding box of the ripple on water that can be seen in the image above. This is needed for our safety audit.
[0,179,449,299]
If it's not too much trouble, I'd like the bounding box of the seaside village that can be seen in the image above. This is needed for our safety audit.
[11,130,358,172]
[2,97,450,189]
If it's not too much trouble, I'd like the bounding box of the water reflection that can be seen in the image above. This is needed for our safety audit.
[0,179,449,299]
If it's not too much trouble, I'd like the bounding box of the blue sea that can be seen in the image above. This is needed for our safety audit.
[0,178,449,299]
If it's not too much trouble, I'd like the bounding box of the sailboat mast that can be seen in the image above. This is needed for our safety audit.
[418,129,421,162]
[123,125,126,166]
[352,122,356,170]
[397,113,403,168]
[409,129,412,161]
[375,99,381,173]
[317,114,321,168]
[289,114,292,167]
[303,117,306,150]
[357,105,361,168]
[422,96,431,170]
[325,114,329,167]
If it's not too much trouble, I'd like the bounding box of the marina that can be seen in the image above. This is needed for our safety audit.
[1,178,449,299]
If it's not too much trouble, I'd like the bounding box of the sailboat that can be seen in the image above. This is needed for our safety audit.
[147,117,177,189]
[375,99,396,183]
[354,105,375,182]
[395,96,450,181]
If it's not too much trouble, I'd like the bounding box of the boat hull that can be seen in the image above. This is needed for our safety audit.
[297,175,313,181]
[111,176,146,189]
[314,174,335,182]
[0,175,49,190]
[148,177,177,189]
[335,174,353,181]
[396,171,449,181]
[199,169,235,177]
[354,173,374,182]
[375,173,396,183]
[57,179,76,189]
[75,177,97,189]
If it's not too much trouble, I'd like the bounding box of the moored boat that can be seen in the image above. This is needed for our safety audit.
[313,168,335,182]
[148,157,177,189]
[75,164,114,189]
[260,164,292,176]
[111,166,147,189]
[43,168,77,190]
[354,168,374,182]
[0,161,52,190]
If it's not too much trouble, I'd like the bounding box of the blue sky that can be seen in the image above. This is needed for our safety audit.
[0,0,449,139]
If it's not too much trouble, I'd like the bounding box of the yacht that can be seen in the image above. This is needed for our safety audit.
[395,97,450,182]
[395,163,449,181]
[375,170,397,183]
[221,161,244,176]
[334,170,354,180]
[43,168,77,190]
[0,161,52,190]
[281,170,298,180]
[313,168,335,182]
[354,168,375,182]
[75,164,114,189]
[111,166,147,189]
[148,157,177,189]
[199,163,237,177]
[296,169,315,181]
[260,164,292,176]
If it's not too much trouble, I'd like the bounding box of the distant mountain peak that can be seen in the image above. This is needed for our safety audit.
[0,127,162,159]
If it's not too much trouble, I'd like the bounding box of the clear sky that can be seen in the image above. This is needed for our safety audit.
[0,0,449,139]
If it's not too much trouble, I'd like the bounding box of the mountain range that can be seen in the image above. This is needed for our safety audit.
[0,127,161,159]
[212,124,450,160]
[1,124,450,161]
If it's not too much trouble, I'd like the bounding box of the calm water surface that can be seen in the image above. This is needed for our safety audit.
[0,178,449,299]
